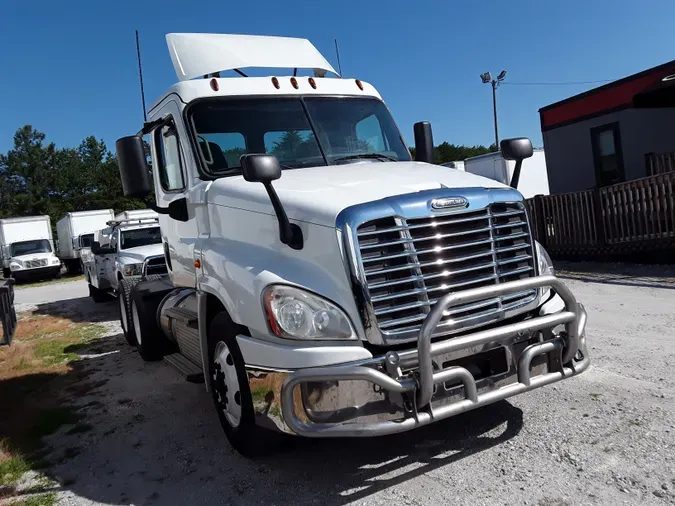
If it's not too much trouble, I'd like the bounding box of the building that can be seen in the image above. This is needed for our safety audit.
[539,60,675,195]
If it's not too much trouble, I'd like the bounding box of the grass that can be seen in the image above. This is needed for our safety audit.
[0,312,108,503]
[12,275,84,291]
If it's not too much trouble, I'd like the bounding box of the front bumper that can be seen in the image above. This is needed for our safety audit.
[11,265,61,279]
[245,275,590,437]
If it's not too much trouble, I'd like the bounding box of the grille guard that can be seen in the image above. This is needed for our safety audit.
[281,275,589,437]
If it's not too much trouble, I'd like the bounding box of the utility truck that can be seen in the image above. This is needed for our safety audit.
[0,216,61,281]
[113,33,590,456]
[82,212,167,303]
[56,209,115,274]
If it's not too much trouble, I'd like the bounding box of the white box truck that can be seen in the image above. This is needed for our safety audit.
[56,209,115,274]
[464,149,550,199]
[115,209,157,221]
[0,216,61,281]
[110,33,589,456]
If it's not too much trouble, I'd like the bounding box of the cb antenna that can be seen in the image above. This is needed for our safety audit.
[136,30,147,122]
[334,39,343,77]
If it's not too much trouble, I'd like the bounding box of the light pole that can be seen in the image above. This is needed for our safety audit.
[480,70,507,148]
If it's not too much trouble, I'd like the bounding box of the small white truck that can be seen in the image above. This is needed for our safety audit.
[463,149,550,199]
[112,33,590,456]
[83,212,167,303]
[0,216,61,281]
[56,209,115,274]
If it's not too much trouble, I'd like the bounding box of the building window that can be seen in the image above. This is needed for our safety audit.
[590,123,625,187]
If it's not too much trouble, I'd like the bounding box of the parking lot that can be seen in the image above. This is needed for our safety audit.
[4,266,675,506]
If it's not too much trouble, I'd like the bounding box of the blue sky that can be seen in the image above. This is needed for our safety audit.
[2,0,675,154]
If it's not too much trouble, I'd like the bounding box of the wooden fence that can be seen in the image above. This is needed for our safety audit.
[525,171,675,258]
[645,151,675,176]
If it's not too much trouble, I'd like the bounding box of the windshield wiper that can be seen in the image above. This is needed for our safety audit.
[333,153,397,163]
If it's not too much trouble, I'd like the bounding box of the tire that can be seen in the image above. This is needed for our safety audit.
[89,283,108,303]
[65,259,80,275]
[130,285,166,362]
[2,268,9,279]
[119,278,142,346]
[209,312,271,457]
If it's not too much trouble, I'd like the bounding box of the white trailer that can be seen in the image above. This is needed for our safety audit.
[0,216,61,280]
[441,160,465,171]
[464,149,550,199]
[56,209,115,273]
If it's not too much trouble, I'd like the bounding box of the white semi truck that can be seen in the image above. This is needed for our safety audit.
[56,209,115,274]
[113,33,590,456]
[0,216,61,281]
[82,212,167,304]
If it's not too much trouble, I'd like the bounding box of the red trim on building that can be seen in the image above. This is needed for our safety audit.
[540,61,675,131]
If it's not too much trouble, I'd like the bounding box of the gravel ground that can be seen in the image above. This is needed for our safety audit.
[7,267,675,506]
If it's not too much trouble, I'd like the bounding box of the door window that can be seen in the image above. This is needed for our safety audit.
[156,121,186,191]
[591,123,625,187]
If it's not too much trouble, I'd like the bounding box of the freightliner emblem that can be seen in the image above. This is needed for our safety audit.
[430,196,469,211]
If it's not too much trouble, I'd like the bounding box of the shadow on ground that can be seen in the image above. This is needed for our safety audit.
[30,296,118,323]
[556,260,675,290]
[3,329,524,506]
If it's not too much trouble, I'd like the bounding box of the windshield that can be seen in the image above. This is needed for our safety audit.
[120,227,162,250]
[11,239,52,257]
[190,97,411,176]
[80,234,94,248]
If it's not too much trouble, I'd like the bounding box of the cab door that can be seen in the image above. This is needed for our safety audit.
[150,99,198,288]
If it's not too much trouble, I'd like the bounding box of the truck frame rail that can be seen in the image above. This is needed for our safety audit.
[280,275,589,437]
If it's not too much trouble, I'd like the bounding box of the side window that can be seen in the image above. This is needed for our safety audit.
[198,133,247,171]
[155,121,185,191]
[355,114,389,153]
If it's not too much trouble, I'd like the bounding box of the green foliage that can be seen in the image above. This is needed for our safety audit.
[0,125,152,226]
[409,141,498,164]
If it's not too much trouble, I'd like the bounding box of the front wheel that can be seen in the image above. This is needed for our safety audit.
[89,283,108,303]
[130,289,165,361]
[118,278,141,346]
[2,268,10,279]
[209,312,273,457]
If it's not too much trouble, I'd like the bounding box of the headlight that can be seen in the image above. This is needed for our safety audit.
[122,263,143,276]
[9,262,22,271]
[263,285,357,340]
[535,241,554,276]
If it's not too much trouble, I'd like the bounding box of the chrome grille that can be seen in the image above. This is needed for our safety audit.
[24,259,48,269]
[143,256,168,276]
[356,202,537,341]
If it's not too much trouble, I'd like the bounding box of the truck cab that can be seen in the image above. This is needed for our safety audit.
[113,33,590,456]
[0,216,62,281]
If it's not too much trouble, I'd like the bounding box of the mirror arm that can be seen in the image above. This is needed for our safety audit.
[149,202,170,215]
[262,183,303,250]
[510,159,523,189]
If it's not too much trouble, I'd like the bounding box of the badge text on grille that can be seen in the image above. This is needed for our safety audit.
[430,197,469,211]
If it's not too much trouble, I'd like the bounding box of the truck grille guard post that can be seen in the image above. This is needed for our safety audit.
[1,278,17,346]
[280,275,589,437]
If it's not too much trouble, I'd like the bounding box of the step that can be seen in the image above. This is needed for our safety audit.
[164,353,204,383]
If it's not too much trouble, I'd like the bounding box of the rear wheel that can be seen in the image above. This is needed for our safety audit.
[118,278,142,346]
[2,268,10,279]
[209,312,271,457]
[65,259,81,275]
[89,283,108,303]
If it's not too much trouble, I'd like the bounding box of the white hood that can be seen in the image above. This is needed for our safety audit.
[207,161,513,227]
[117,243,164,263]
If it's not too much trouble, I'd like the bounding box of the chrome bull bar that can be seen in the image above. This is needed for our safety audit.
[281,275,589,437]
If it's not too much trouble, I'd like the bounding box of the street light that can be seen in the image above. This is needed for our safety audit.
[481,69,507,148]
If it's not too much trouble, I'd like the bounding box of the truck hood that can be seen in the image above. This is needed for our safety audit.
[207,161,514,227]
[117,244,164,263]
[12,252,57,263]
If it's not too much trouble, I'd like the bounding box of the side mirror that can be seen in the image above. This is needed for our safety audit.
[241,154,302,250]
[413,122,435,163]
[116,136,152,198]
[168,198,189,222]
[500,137,533,189]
